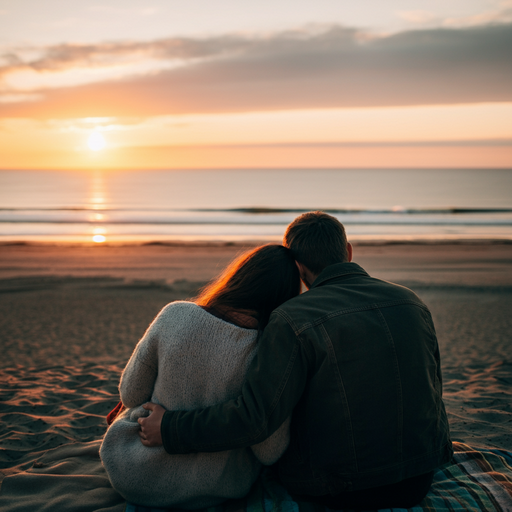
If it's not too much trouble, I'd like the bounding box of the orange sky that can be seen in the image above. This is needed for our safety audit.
[1,1,511,169]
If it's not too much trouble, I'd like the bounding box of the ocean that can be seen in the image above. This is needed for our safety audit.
[1,168,511,243]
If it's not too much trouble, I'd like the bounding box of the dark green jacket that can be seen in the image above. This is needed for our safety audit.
[162,262,452,495]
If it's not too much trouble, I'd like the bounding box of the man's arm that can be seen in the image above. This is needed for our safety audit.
[149,312,309,454]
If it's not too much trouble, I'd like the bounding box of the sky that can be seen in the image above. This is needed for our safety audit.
[0,0,511,169]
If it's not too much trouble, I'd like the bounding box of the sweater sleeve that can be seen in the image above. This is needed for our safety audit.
[249,416,291,465]
[119,306,165,408]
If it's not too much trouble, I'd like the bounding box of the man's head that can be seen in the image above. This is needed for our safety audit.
[284,211,352,283]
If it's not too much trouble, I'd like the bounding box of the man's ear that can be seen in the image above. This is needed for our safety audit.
[347,242,353,262]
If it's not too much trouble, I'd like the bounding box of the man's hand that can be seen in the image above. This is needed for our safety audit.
[138,402,165,447]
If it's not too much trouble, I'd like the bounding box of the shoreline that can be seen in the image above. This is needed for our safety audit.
[2,241,512,287]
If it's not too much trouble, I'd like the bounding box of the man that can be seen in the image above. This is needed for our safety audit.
[139,211,452,510]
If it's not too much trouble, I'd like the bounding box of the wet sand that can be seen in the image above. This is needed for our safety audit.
[0,242,511,499]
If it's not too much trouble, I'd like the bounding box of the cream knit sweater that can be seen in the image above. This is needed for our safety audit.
[100,301,290,509]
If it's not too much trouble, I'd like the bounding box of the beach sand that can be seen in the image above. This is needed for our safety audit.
[0,242,511,509]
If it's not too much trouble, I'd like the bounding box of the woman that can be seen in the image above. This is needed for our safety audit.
[100,245,301,509]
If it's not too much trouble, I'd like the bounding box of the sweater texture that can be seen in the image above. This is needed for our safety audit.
[100,301,290,509]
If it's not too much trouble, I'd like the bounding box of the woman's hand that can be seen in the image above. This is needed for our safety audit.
[138,402,165,447]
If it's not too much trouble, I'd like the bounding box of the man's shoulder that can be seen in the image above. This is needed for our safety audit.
[273,273,426,326]
[367,276,427,308]
[364,275,423,299]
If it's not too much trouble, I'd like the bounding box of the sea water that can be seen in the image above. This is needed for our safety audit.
[1,168,511,243]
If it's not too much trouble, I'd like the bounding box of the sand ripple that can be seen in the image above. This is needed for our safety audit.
[443,361,512,451]
[0,363,122,477]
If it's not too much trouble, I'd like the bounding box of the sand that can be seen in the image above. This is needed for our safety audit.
[0,242,511,510]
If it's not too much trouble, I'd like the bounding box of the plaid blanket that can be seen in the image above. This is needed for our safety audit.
[125,442,512,512]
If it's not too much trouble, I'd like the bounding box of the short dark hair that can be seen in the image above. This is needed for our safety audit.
[283,211,349,274]
[196,244,301,328]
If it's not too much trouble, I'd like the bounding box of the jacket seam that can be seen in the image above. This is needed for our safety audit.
[375,309,404,462]
[312,270,369,287]
[287,299,429,336]
[275,308,299,332]
[319,323,359,473]
[275,310,314,362]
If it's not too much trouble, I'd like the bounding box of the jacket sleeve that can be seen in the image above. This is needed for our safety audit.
[119,308,164,408]
[161,311,309,454]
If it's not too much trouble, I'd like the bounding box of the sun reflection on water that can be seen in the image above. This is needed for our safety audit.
[89,171,108,210]
[92,222,107,243]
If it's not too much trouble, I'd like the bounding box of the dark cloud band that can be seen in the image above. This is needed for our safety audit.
[1,23,511,116]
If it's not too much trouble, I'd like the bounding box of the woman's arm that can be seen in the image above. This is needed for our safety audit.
[250,416,291,465]
[119,308,164,408]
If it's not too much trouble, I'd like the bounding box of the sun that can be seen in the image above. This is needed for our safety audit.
[88,132,106,151]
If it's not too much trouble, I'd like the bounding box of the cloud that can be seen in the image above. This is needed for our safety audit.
[442,1,512,27]
[0,35,247,76]
[397,10,439,25]
[1,23,511,117]
[397,2,512,28]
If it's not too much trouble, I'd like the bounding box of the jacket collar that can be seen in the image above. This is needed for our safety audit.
[310,262,369,289]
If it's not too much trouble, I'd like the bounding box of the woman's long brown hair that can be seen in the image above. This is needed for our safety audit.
[196,244,301,328]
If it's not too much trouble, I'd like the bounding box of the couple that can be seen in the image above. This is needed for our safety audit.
[101,211,452,511]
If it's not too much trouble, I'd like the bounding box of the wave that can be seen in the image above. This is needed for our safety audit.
[1,208,512,226]
[1,207,512,214]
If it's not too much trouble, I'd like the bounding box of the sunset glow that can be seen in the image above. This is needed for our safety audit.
[88,132,106,151]
[0,1,511,169]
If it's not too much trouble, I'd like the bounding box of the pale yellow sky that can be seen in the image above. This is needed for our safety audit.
[0,1,511,168]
